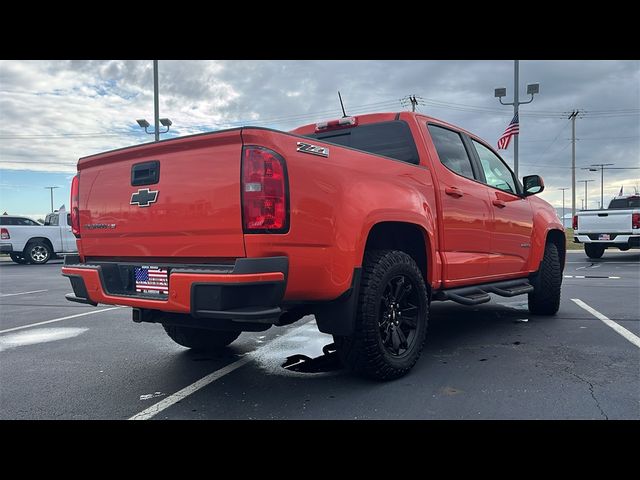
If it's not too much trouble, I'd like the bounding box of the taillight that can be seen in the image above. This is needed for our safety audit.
[315,116,358,133]
[572,215,578,230]
[0,228,9,240]
[633,213,640,230]
[241,146,289,233]
[70,174,80,237]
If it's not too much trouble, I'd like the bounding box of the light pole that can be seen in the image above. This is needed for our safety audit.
[583,164,614,210]
[44,186,59,213]
[136,60,172,141]
[494,60,540,179]
[558,188,569,227]
[577,179,594,210]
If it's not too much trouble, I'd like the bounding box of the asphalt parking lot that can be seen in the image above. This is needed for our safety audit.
[1,252,638,420]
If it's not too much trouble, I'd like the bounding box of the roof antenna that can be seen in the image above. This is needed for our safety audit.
[338,91,348,118]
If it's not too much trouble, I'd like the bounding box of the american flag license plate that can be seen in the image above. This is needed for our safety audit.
[135,266,169,295]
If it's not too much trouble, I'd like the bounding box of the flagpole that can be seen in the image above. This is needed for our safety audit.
[514,60,519,179]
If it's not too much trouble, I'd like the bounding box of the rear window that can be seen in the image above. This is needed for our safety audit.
[608,197,640,209]
[305,120,420,165]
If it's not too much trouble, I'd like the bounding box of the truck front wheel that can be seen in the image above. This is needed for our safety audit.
[528,242,562,315]
[163,325,241,351]
[333,250,429,381]
[584,244,605,259]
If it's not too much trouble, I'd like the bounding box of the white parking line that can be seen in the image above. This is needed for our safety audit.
[572,299,640,348]
[0,289,48,298]
[0,307,122,334]
[129,320,316,421]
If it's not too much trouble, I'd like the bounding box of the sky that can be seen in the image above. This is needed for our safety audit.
[0,60,638,221]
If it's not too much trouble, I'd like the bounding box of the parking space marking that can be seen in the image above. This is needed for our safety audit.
[0,307,122,335]
[0,289,48,298]
[572,299,640,348]
[564,275,621,279]
[129,319,315,421]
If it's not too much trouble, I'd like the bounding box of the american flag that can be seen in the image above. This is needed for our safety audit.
[497,113,519,150]
[135,266,168,294]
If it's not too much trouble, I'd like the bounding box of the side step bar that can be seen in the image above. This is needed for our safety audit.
[433,279,533,306]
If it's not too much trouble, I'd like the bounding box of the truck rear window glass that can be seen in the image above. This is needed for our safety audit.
[608,197,640,209]
[427,124,475,180]
[306,121,420,165]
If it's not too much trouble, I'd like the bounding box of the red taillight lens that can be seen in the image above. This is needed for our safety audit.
[572,215,578,230]
[242,146,288,233]
[70,174,80,237]
[0,228,9,240]
[632,213,640,230]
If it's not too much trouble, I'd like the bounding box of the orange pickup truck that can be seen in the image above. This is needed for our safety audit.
[62,112,564,380]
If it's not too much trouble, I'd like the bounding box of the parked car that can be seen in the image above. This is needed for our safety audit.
[573,194,640,258]
[62,112,564,379]
[1,207,77,264]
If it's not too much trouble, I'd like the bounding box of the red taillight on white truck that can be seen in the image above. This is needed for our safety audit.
[70,174,80,237]
[0,228,9,240]
[241,146,289,233]
[633,213,640,230]
[572,215,578,230]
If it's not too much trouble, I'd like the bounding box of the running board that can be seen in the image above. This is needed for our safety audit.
[433,279,533,306]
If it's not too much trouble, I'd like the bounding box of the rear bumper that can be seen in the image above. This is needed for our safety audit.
[61,255,288,322]
[574,234,640,247]
[1,243,13,253]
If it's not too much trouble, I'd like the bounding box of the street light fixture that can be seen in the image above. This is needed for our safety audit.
[44,186,59,213]
[493,60,540,179]
[582,163,614,210]
[577,179,594,210]
[136,60,172,141]
[558,187,569,227]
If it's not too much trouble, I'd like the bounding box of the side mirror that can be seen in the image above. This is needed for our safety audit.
[523,174,544,196]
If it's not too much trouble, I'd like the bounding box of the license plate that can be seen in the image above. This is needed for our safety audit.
[598,234,610,241]
[135,266,169,295]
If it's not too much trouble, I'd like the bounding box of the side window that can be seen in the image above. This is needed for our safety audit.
[427,124,475,180]
[67,214,71,226]
[44,214,59,226]
[472,140,518,194]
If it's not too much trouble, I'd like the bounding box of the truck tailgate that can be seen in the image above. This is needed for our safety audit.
[578,210,632,233]
[77,129,245,260]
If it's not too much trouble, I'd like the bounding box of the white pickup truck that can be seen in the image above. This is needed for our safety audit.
[573,194,640,258]
[0,207,78,264]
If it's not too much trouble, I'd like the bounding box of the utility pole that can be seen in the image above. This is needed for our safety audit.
[558,188,569,227]
[44,186,59,213]
[578,179,594,210]
[153,60,160,142]
[494,61,539,179]
[568,110,579,219]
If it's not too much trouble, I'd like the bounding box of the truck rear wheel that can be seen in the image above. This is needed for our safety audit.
[24,240,52,264]
[10,253,28,264]
[528,242,562,315]
[333,250,429,381]
[163,325,241,351]
[584,244,605,259]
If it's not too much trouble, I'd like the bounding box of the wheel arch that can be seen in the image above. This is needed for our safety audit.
[23,237,54,256]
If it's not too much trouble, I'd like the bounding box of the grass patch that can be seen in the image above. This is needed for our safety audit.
[564,228,583,250]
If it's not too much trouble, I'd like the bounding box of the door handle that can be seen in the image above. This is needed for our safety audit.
[445,187,463,198]
[492,199,506,208]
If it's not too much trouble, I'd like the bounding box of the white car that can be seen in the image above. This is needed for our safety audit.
[573,194,640,258]
[0,206,78,264]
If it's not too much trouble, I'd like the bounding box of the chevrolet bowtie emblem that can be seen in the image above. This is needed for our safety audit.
[130,188,159,207]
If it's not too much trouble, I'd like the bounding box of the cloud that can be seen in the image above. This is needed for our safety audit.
[0,60,638,209]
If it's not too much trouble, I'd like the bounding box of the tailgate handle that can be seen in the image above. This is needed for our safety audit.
[131,161,160,186]
[597,213,608,217]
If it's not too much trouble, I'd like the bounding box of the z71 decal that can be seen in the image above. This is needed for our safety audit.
[296,142,329,157]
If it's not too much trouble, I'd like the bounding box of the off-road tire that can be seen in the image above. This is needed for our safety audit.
[584,243,605,259]
[163,325,241,351]
[528,242,562,315]
[333,250,429,381]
